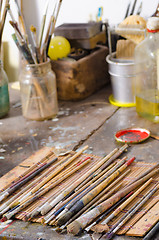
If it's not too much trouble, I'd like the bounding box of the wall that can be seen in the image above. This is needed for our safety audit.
[2,0,159,82]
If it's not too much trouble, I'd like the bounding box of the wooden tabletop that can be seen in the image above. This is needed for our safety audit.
[0,83,159,240]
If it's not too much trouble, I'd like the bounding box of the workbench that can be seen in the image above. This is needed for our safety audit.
[0,82,159,240]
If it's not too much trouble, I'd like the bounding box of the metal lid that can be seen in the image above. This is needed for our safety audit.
[147,17,159,31]
[115,127,150,143]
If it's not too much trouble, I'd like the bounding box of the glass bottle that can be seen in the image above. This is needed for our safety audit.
[19,59,58,120]
[134,17,159,122]
[0,60,10,118]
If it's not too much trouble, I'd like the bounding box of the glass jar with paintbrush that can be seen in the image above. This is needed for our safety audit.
[7,0,63,120]
[19,59,58,120]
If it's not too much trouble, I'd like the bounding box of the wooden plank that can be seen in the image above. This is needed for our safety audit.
[126,201,159,236]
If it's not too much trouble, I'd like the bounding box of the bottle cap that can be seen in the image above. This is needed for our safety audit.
[147,17,159,31]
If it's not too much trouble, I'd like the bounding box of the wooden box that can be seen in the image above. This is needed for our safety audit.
[51,45,110,101]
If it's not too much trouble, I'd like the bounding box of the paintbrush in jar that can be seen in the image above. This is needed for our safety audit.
[30,25,42,63]
[38,0,49,49]
[14,0,27,37]
[46,0,63,54]
[0,0,3,17]
[0,0,9,49]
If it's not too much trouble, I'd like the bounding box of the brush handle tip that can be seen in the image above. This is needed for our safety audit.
[127,157,135,166]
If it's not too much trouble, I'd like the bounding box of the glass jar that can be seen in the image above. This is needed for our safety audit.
[19,60,58,120]
[134,17,159,122]
[0,60,10,118]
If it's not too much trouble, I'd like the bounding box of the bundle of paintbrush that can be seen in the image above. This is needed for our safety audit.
[9,0,62,64]
[7,0,62,120]
[0,144,128,221]
[0,143,158,239]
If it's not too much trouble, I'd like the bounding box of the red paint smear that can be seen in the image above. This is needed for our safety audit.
[0,220,15,235]
[116,129,150,143]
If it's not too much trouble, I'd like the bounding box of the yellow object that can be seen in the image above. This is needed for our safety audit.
[109,95,136,107]
[48,36,71,60]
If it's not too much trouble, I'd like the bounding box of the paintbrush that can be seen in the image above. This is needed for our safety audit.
[25,156,92,220]
[30,25,42,63]
[38,146,120,216]
[136,1,142,15]
[7,4,24,40]
[58,182,123,229]
[2,156,91,221]
[91,178,152,233]
[16,146,89,204]
[0,0,3,17]
[129,0,137,15]
[126,163,159,187]
[46,0,63,54]
[0,0,9,49]
[41,153,127,217]
[56,157,135,227]
[85,191,133,233]
[14,0,27,36]
[42,145,128,216]
[45,164,128,225]
[57,158,127,217]
[75,144,128,192]
[40,161,112,219]
[0,147,56,194]
[66,168,159,235]
[0,154,70,214]
[101,183,159,240]
[38,0,49,49]
[0,157,58,203]
[41,2,56,56]
[10,24,35,64]
[44,162,127,225]
[21,156,91,207]
[86,169,131,212]
[124,1,131,19]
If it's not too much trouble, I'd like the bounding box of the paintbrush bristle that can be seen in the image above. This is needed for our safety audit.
[67,221,82,235]
[30,25,36,33]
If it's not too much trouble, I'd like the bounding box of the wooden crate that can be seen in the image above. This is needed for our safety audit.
[51,45,110,101]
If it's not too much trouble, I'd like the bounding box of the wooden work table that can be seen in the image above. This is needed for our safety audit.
[0,82,159,240]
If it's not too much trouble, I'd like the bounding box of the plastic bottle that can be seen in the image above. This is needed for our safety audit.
[134,17,159,122]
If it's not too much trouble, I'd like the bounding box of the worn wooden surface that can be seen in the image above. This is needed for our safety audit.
[0,83,159,240]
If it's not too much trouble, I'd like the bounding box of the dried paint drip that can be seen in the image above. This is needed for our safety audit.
[115,128,150,143]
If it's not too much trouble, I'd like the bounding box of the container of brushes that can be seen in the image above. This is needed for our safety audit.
[19,60,58,121]
[106,52,136,107]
